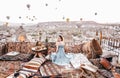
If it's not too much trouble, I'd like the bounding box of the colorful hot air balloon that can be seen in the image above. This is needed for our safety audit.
[6,16,10,20]
[5,22,8,26]
[66,18,70,22]
[26,4,31,10]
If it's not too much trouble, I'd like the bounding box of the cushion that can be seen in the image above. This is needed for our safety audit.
[100,58,112,70]
[6,51,20,56]
[7,70,32,78]
[101,49,116,58]
[19,70,33,77]
[40,61,62,77]
[90,58,103,69]
[98,69,113,78]
[0,53,34,62]
[22,56,46,72]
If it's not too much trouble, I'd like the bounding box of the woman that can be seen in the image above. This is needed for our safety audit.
[51,35,70,65]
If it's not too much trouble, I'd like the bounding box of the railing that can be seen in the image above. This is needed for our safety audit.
[102,38,120,55]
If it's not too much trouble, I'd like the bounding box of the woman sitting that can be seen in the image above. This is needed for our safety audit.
[50,35,70,66]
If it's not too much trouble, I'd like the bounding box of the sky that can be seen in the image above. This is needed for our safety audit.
[0,0,120,24]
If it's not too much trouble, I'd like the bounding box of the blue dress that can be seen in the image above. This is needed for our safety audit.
[51,45,70,65]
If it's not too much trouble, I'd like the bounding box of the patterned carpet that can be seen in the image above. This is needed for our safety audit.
[0,61,23,78]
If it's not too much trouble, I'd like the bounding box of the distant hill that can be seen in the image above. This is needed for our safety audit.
[0,21,36,27]
[0,21,120,27]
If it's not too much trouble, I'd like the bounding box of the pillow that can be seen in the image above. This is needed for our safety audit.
[18,70,32,77]
[40,61,62,77]
[80,64,98,72]
[100,58,112,70]
[6,51,20,56]
[7,70,32,78]
[22,56,46,72]
[0,53,34,61]
[101,49,116,58]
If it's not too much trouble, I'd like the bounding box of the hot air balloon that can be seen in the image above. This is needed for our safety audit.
[5,22,8,26]
[26,16,29,18]
[66,18,70,22]
[95,12,97,15]
[62,16,65,20]
[33,16,35,18]
[55,8,58,10]
[29,18,31,20]
[26,4,31,10]
[80,18,83,21]
[45,3,48,6]
[31,19,34,21]
[6,16,10,20]
[19,16,21,19]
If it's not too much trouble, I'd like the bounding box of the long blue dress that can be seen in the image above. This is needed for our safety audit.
[51,45,70,65]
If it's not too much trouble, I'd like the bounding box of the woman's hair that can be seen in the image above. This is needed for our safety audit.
[59,35,63,41]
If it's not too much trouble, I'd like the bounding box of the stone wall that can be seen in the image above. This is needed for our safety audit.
[6,42,36,53]
[0,39,102,59]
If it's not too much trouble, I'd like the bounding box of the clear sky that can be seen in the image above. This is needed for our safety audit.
[0,0,120,24]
